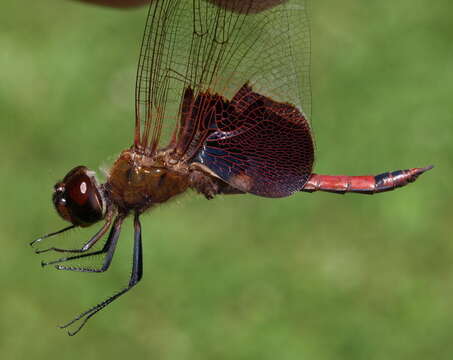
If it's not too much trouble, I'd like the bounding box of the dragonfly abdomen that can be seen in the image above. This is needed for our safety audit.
[301,166,433,194]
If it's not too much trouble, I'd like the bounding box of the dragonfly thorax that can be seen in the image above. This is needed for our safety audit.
[106,149,189,213]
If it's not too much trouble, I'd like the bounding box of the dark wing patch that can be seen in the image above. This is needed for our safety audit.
[192,84,314,198]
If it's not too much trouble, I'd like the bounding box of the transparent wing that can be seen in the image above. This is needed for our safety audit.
[134,0,311,155]
[75,0,150,8]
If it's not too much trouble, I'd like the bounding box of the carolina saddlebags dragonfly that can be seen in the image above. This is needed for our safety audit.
[32,0,432,335]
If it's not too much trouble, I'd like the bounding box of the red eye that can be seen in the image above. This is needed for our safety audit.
[53,166,105,226]
[67,174,90,206]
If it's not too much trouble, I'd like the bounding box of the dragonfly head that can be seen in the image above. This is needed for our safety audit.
[53,166,106,227]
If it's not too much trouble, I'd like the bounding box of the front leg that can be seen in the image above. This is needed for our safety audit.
[41,215,124,273]
[35,218,113,254]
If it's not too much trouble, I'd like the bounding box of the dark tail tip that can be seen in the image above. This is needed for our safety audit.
[411,165,434,180]
[418,165,434,173]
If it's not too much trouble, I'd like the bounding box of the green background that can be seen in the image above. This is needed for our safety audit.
[0,0,451,358]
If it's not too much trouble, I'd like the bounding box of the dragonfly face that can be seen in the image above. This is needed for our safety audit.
[52,166,105,227]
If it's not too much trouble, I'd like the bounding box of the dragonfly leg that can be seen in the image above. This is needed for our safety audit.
[41,216,124,272]
[301,166,433,194]
[34,218,113,254]
[30,225,76,247]
[60,212,143,336]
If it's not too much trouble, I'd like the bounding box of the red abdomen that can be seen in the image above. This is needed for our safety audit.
[301,166,433,194]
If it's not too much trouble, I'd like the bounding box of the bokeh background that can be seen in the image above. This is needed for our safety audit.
[0,0,451,358]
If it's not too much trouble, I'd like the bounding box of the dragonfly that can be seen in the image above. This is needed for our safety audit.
[31,0,432,335]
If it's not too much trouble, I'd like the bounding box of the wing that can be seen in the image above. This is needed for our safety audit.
[74,0,150,7]
[187,83,314,198]
[133,0,311,158]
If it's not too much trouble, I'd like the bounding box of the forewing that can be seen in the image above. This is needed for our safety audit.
[134,0,311,157]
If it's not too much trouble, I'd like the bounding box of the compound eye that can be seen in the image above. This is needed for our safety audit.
[54,166,105,226]
[67,172,92,207]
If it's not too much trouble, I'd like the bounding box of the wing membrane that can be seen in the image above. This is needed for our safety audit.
[134,0,311,155]
[190,83,314,197]
[75,0,150,8]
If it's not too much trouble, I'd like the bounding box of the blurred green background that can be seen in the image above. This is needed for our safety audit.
[0,0,451,358]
